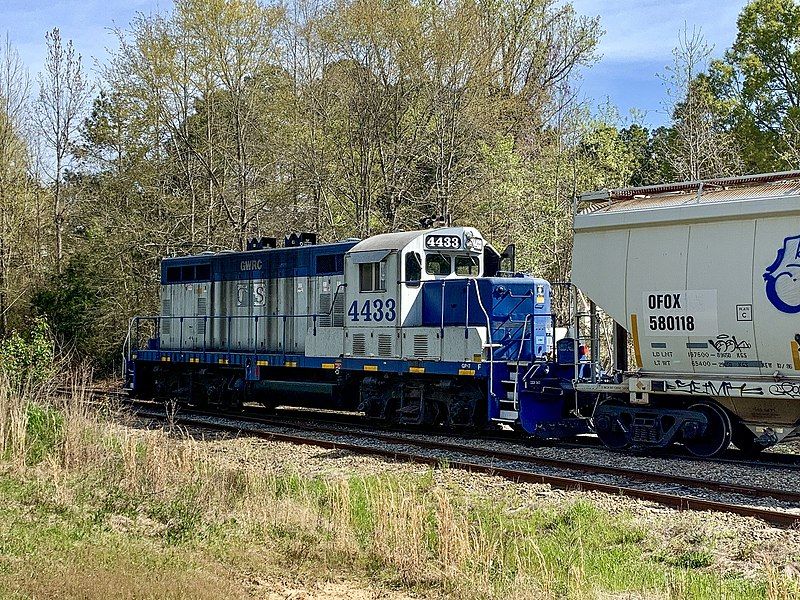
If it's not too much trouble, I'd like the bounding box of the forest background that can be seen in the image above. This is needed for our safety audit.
[0,0,798,369]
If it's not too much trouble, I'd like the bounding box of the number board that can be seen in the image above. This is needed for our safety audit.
[425,234,461,250]
[348,299,397,322]
[642,290,718,337]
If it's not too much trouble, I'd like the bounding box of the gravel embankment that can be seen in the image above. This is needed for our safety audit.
[131,409,800,516]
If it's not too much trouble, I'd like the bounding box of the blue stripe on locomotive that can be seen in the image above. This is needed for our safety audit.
[160,240,358,284]
[421,277,551,361]
[131,349,487,379]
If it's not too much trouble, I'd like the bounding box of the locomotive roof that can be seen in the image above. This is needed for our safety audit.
[160,239,360,284]
[349,229,431,253]
[349,227,484,254]
[163,239,359,263]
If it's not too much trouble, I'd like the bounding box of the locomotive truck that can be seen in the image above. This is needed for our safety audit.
[125,171,800,457]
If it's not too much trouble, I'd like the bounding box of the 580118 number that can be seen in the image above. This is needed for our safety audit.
[648,315,695,332]
[348,299,397,322]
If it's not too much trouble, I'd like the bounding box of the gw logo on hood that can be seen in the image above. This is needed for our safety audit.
[764,234,800,314]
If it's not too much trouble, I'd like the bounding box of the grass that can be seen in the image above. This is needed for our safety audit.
[0,371,797,599]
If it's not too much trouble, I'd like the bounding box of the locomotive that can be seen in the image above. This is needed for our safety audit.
[125,171,800,457]
[124,226,571,434]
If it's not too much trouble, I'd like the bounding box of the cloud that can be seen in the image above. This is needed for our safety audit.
[572,0,746,64]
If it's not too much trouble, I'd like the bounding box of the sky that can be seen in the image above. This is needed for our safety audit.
[571,0,749,125]
[0,0,749,128]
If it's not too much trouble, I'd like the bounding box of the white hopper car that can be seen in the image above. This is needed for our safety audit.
[573,171,800,455]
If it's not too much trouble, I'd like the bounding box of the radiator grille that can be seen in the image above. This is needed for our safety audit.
[161,299,172,335]
[378,334,393,357]
[197,297,208,335]
[318,293,332,327]
[332,292,345,327]
[352,333,367,356]
[413,334,428,357]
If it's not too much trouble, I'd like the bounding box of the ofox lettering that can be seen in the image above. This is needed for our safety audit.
[648,293,682,310]
[240,260,262,271]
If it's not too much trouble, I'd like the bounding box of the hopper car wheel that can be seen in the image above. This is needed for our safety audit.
[594,410,630,450]
[684,402,732,458]
[731,424,764,455]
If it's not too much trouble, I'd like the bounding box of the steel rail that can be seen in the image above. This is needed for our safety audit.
[119,400,800,529]
[60,388,800,514]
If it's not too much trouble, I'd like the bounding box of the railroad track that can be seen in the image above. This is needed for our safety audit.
[59,385,800,464]
[245,404,800,471]
[61,386,800,467]
[84,394,800,529]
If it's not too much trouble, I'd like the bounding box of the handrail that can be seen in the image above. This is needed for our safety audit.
[136,313,324,321]
[127,311,334,361]
[469,277,495,403]
[125,280,560,384]
[512,314,532,408]
[122,318,135,378]
[440,279,446,337]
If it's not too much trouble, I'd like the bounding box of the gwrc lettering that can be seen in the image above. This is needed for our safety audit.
[240,259,262,271]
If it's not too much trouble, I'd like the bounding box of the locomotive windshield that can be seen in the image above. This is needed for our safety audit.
[425,253,452,276]
[455,255,479,275]
[424,252,482,277]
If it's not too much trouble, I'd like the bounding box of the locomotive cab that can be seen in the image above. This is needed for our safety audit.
[336,227,492,362]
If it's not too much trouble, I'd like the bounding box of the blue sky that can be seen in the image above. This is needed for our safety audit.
[0,0,161,80]
[571,0,749,125]
[0,0,749,128]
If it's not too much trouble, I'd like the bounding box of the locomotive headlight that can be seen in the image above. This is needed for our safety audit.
[465,234,483,251]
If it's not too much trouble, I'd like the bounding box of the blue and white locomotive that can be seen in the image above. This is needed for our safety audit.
[125,226,584,435]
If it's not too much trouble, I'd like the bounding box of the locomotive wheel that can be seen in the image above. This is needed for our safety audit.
[684,402,732,458]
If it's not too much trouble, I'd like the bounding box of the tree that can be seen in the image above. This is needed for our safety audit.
[35,28,92,273]
[619,123,673,186]
[660,27,741,180]
[176,0,286,248]
[64,0,603,368]
[0,35,35,337]
[709,0,800,170]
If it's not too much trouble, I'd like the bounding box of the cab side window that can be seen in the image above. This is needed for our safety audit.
[405,252,422,285]
[359,261,386,292]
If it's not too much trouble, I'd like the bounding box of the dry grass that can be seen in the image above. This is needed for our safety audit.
[0,372,797,599]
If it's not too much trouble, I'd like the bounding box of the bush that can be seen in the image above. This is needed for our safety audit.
[31,251,150,371]
[0,318,55,386]
[32,257,103,361]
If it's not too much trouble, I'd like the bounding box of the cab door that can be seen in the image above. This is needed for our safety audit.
[344,251,400,359]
